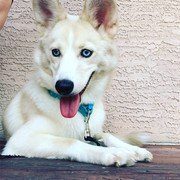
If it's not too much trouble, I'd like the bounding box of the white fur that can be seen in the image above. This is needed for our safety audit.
[2,0,153,166]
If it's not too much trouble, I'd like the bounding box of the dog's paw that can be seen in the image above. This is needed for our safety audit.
[132,147,153,162]
[1,148,16,156]
[93,133,153,163]
[100,147,136,167]
[138,148,153,162]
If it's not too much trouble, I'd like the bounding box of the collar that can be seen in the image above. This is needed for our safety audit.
[47,89,94,119]
[47,89,106,147]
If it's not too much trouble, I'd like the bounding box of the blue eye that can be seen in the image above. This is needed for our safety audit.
[81,49,93,58]
[52,49,61,57]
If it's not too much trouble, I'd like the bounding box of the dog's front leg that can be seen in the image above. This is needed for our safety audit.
[2,117,136,166]
[94,133,153,162]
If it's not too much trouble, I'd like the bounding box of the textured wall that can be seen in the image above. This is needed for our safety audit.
[0,0,180,144]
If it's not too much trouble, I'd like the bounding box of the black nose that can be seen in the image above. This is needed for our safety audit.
[55,79,74,96]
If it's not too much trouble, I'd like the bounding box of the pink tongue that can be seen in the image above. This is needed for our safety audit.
[60,94,80,118]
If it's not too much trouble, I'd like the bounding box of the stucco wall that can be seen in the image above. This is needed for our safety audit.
[0,0,180,144]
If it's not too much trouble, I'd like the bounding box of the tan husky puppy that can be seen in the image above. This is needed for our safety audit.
[2,0,152,166]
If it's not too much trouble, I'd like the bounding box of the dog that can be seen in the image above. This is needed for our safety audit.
[2,0,153,166]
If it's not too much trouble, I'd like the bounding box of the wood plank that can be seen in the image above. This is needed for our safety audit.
[146,145,180,164]
[0,141,180,179]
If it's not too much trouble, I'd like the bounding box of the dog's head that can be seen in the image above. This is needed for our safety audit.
[33,0,118,118]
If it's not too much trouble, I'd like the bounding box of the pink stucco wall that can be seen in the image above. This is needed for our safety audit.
[0,0,180,144]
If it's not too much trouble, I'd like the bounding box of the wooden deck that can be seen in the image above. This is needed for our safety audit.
[0,141,180,180]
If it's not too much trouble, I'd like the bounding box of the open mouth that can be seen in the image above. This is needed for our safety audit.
[60,72,95,118]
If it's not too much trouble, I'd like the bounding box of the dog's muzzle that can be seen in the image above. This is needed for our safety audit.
[55,71,95,118]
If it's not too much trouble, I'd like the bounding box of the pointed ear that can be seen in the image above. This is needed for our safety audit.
[32,0,66,28]
[82,0,118,37]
